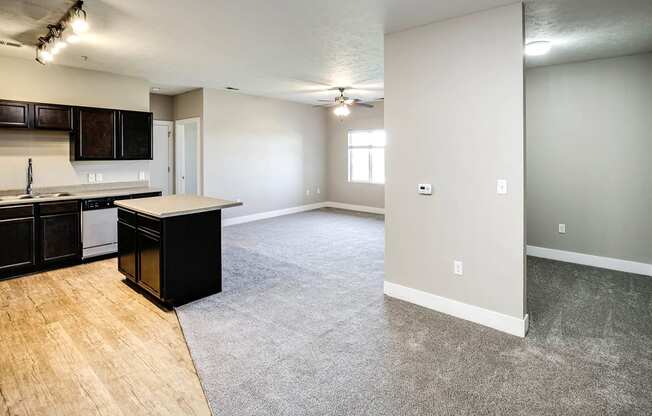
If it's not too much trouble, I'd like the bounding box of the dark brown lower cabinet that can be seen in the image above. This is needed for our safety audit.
[117,220,137,281]
[0,206,36,274]
[138,229,161,295]
[40,212,81,264]
[117,207,222,307]
[0,201,81,280]
[39,201,81,265]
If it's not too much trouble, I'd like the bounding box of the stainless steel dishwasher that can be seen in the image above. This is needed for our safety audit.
[82,192,161,259]
[82,196,130,259]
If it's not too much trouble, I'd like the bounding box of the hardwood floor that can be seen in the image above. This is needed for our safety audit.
[0,259,211,416]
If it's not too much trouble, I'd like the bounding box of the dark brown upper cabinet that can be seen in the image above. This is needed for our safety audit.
[119,110,153,160]
[71,107,118,160]
[34,103,73,130]
[0,98,153,161]
[0,100,32,128]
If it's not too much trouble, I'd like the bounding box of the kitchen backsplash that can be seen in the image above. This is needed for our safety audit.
[0,129,150,190]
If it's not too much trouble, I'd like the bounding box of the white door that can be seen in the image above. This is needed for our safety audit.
[151,121,173,195]
[175,118,201,195]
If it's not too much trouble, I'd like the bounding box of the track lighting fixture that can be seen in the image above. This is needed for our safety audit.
[34,1,89,65]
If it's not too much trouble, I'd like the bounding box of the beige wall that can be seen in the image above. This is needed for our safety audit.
[202,89,327,218]
[384,4,525,319]
[150,93,174,120]
[173,89,203,120]
[0,56,151,190]
[326,102,385,208]
[526,53,652,265]
[0,56,148,110]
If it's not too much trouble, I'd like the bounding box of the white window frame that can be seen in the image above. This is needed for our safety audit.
[347,129,385,185]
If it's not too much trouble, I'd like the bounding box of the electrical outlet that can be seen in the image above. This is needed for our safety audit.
[454,260,463,276]
[88,173,96,183]
[96,173,103,182]
[417,184,432,195]
[559,223,566,234]
[306,189,311,196]
[497,179,508,195]
[316,187,321,194]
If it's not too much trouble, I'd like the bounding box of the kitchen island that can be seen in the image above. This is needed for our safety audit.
[115,195,241,307]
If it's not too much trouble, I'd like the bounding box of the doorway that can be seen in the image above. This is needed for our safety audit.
[151,121,174,195]
[174,117,202,195]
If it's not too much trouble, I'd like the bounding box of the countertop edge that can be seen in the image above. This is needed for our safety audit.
[0,187,161,207]
[114,200,242,218]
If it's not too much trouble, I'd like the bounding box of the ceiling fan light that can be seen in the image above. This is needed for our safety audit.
[334,104,350,117]
[525,41,552,56]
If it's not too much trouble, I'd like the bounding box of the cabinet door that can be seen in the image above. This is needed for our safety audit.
[137,230,161,295]
[119,111,152,160]
[0,100,31,128]
[40,212,81,264]
[34,104,72,130]
[118,221,137,281]
[0,217,36,273]
[73,107,117,160]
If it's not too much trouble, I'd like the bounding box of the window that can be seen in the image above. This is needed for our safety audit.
[348,130,386,184]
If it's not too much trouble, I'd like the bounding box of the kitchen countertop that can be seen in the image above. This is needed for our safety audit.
[0,182,161,207]
[114,195,242,218]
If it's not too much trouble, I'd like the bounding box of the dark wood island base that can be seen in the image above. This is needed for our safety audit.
[115,195,241,307]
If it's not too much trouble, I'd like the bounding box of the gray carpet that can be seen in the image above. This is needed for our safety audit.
[175,209,652,415]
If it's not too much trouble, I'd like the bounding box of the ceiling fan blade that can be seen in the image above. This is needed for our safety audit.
[317,99,334,102]
[354,102,375,108]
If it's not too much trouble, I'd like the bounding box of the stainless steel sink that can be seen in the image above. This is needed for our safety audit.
[37,192,73,198]
[0,192,74,201]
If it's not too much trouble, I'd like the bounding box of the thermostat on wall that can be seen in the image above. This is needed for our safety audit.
[418,184,432,195]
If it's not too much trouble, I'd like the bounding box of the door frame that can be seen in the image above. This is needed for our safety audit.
[153,120,174,195]
[174,117,202,196]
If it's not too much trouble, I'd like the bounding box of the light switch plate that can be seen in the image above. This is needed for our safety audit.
[139,171,146,180]
[454,260,463,276]
[88,173,96,183]
[559,223,566,234]
[96,173,103,182]
[497,179,508,195]
[418,184,432,195]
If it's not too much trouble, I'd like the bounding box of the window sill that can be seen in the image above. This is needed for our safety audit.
[347,181,385,186]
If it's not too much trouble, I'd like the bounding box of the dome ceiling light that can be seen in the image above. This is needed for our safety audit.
[525,41,552,57]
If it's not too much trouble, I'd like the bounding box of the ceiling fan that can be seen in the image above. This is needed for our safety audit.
[317,87,375,117]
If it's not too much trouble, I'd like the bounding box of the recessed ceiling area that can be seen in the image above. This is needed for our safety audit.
[1,0,651,102]
[525,0,652,67]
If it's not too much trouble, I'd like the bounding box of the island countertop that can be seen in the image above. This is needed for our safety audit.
[114,194,242,218]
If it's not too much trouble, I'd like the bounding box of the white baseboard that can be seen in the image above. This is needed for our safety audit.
[527,246,652,277]
[223,203,327,226]
[326,201,385,215]
[223,201,384,226]
[384,281,529,337]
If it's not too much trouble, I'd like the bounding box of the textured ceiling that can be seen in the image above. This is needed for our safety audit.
[525,0,652,67]
[1,1,651,102]
[0,0,512,102]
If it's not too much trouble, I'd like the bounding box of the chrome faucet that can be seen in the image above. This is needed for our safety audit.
[26,158,33,196]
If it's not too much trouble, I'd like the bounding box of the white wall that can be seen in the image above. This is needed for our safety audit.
[202,89,327,218]
[0,56,151,190]
[526,53,652,265]
[326,102,385,208]
[384,3,526,326]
